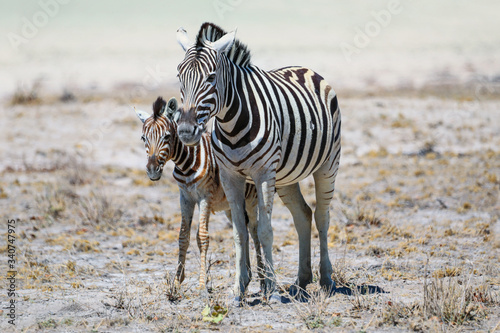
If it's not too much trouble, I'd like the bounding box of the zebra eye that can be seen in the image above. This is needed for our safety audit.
[163,133,171,142]
[196,114,208,125]
[206,72,216,84]
[141,135,146,142]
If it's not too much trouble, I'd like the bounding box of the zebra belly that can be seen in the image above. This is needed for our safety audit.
[274,139,332,186]
[213,131,332,188]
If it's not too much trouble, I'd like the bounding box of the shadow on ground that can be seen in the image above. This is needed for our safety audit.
[243,284,387,306]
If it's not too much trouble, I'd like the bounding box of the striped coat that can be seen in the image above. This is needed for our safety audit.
[135,97,261,289]
[175,23,341,301]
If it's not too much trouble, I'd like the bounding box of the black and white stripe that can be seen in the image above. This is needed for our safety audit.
[135,96,261,290]
[176,23,341,301]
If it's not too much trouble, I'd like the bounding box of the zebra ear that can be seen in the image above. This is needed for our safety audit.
[172,110,181,123]
[165,97,178,120]
[177,27,192,51]
[210,29,236,53]
[135,107,150,124]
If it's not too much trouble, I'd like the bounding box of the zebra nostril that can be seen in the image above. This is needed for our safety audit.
[178,124,190,135]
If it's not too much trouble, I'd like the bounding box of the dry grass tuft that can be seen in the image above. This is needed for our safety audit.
[353,205,383,227]
[10,80,41,105]
[36,184,79,223]
[163,270,183,303]
[366,245,387,257]
[7,150,93,182]
[348,283,375,312]
[379,300,422,327]
[423,269,490,325]
[291,284,340,329]
[341,200,383,228]
[63,155,95,185]
[108,272,184,323]
[78,191,124,226]
[331,248,354,287]
[432,266,462,278]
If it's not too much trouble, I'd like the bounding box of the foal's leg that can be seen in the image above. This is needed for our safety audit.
[175,192,195,285]
[196,199,211,289]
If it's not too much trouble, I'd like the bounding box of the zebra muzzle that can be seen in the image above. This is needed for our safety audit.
[177,123,200,146]
[146,155,162,181]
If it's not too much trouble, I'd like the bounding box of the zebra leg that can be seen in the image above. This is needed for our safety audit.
[175,191,196,286]
[244,210,252,282]
[254,174,277,299]
[220,173,250,301]
[246,203,265,291]
[196,199,211,289]
[225,209,253,283]
[312,162,339,293]
[277,184,313,291]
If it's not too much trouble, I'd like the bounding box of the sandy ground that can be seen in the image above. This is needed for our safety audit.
[1,2,500,331]
[0,91,499,332]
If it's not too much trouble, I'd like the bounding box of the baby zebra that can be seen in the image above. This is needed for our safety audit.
[135,97,262,289]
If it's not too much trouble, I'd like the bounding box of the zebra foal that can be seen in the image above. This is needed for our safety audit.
[135,96,262,290]
[175,23,341,301]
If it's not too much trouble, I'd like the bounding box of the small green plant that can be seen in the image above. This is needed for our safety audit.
[62,318,73,326]
[330,316,342,327]
[305,315,325,329]
[38,318,57,329]
[201,303,228,324]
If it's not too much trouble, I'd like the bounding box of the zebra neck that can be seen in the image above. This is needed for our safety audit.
[218,58,246,117]
[171,134,206,176]
[215,59,262,140]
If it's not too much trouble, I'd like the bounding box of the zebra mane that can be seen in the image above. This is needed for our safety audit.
[195,22,251,67]
[152,97,166,120]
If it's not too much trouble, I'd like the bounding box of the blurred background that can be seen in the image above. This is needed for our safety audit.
[1,0,500,99]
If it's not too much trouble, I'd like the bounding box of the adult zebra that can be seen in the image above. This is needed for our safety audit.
[175,22,341,301]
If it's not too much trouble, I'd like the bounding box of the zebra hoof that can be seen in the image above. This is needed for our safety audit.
[199,287,209,299]
[320,279,336,296]
[232,296,244,307]
[289,285,310,302]
[266,293,281,304]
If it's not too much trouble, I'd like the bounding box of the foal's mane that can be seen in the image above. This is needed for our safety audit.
[152,97,166,120]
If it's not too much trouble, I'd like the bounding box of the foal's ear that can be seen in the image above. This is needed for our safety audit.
[134,107,150,124]
[165,97,178,121]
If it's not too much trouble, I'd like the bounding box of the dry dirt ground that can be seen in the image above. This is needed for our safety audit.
[0,89,499,332]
